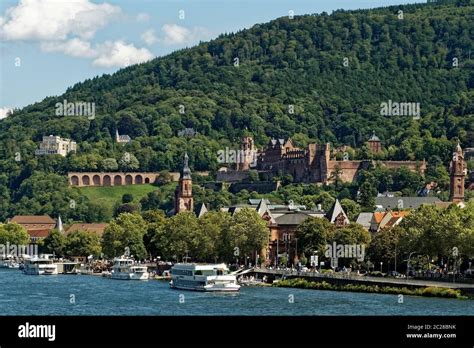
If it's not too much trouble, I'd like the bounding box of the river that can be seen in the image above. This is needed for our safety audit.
[0,270,472,315]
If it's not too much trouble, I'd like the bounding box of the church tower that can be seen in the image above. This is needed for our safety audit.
[449,142,466,203]
[175,153,194,214]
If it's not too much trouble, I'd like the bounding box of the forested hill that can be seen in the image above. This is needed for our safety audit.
[0,0,473,176]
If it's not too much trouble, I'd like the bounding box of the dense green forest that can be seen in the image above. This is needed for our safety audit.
[0,0,473,221]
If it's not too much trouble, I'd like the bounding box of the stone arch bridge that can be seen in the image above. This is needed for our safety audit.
[68,172,178,187]
[68,171,209,187]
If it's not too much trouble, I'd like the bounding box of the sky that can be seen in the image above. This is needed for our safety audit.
[0,0,423,117]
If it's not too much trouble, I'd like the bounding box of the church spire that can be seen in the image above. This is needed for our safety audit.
[181,152,192,180]
[455,141,462,154]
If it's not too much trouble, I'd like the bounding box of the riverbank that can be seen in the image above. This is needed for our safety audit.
[273,278,468,300]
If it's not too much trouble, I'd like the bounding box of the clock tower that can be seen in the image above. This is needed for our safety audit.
[175,153,193,214]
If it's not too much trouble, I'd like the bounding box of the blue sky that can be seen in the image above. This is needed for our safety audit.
[0,0,422,116]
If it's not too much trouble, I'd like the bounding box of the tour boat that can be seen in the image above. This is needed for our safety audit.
[23,257,58,275]
[170,263,240,292]
[110,257,149,280]
[0,256,20,269]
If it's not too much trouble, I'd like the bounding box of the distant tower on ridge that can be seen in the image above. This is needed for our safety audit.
[367,131,382,154]
[237,136,255,171]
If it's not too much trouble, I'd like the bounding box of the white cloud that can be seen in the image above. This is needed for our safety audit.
[161,24,189,45]
[136,13,150,22]
[0,0,121,41]
[40,38,153,68]
[40,38,96,58]
[141,29,157,46]
[92,41,153,68]
[161,24,210,45]
[0,107,13,119]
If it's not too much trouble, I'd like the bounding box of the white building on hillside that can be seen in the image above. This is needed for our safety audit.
[35,135,76,157]
[116,130,131,143]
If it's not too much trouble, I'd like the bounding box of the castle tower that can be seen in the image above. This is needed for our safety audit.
[237,136,255,171]
[449,142,466,203]
[367,131,382,154]
[175,153,194,214]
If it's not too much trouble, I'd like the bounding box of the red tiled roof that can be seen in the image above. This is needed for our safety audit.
[373,212,386,224]
[28,230,50,238]
[66,223,109,236]
[390,211,410,218]
[11,215,55,224]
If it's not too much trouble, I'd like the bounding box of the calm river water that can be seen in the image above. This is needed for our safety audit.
[0,270,472,315]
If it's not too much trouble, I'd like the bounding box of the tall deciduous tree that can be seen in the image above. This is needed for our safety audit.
[199,211,231,262]
[160,212,201,262]
[43,229,66,257]
[228,208,269,262]
[102,213,147,259]
[368,226,405,271]
[296,217,335,256]
[64,230,101,258]
[0,223,30,245]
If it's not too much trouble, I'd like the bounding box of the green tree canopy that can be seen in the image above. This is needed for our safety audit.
[43,229,66,257]
[102,213,148,259]
[0,223,30,245]
[64,230,101,258]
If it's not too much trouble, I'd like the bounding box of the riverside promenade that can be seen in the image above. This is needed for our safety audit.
[243,268,474,297]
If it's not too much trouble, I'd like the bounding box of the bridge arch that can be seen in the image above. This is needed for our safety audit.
[114,175,122,186]
[103,175,111,186]
[82,175,90,186]
[125,174,133,185]
[71,175,79,186]
[93,175,101,186]
[135,174,143,184]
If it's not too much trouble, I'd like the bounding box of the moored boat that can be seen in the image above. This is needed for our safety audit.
[0,256,20,269]
[170,263,240,292]
[23,256,58,275]
[110,257,149,280]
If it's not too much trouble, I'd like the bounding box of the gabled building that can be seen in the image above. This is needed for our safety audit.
[358,211,410,233]
[221,198,350,267]
[9,215,56,243]
[196,203,209,218]
[326,199,350,227]
[116,129,131,144]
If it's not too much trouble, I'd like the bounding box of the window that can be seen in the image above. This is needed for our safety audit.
[172,269,193,276]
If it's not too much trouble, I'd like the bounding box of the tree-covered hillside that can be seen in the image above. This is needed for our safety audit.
[0,0,473,221]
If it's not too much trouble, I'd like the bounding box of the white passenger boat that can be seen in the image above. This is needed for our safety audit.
[110,257,149,280]
[170,263,240,292]
[23,256,58,275]
[0,256,20,269]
